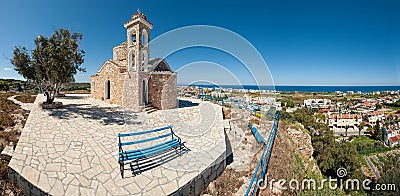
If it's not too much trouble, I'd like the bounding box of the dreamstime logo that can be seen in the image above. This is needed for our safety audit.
[257,168,396,192]
[336,167,347,178]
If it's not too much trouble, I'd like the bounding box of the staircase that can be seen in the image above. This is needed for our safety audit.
[144,104,157,114]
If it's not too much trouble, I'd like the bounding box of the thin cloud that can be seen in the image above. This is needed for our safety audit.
[4,68,12,71]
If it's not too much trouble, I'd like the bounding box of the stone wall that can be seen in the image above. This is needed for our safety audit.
[122,72,141,111]
[8,167,47,196]
[173,150,227,196]
[148,72,177,109]
[112,44,128,61]
[91,64,177,110]
[90,61,126,106]
[161,73,177,109]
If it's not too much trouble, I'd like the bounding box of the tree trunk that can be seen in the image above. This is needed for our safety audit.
[44,91,53,104]
[56,86,61,96]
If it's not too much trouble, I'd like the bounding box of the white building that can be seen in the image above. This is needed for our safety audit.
[304,99,332,109]
[325,113,362,135]
[366,111,385,125]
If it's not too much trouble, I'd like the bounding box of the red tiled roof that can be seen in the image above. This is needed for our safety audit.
[364,101,375,107]
[326,113,362,119]
[367,111,384,115]
[390,135,400,143]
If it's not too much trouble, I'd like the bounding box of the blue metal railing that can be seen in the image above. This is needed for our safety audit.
[245,111,280,196]
[248,123,266,143]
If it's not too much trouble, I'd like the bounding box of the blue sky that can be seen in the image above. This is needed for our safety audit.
[0,0,399,85]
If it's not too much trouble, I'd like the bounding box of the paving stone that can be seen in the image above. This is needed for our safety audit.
[45,163,61,172]
[80,187,96,195]
[38,172,51,192]
[21,166,40,184]
[76,174,90,187]
[49,179,64,195]
[65,185,79,195]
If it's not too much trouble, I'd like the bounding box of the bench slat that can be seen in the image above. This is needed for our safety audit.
[119,132,173,146]
[119,138,178,155]
[118,126,172,137]
[119,140,179,161]
[120,141,180,161]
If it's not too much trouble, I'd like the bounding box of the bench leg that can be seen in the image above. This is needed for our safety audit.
[178,143,183,157]
[136,159,140,175]
[120,162,124,178]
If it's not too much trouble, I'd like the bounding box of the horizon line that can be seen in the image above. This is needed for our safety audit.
[177,83,400,87]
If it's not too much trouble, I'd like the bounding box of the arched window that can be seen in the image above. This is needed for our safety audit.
[128,29,137,46]
[105,80,111,99]
[142,79,148,104]
[142,29,148,46]
[131,33,136,43]
[128,48,136,72]
[141,50,148,72]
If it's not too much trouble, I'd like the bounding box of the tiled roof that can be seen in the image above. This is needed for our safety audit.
[389,135,400,143]
[109,60,126,67]
[326,113,362,119]
[149,58,173,72]
[114,42,128,48]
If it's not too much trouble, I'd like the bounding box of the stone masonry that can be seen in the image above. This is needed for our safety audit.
[91,11,177,111]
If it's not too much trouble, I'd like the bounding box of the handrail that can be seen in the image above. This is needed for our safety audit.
[248,123,266,143]
[245,111,280,196]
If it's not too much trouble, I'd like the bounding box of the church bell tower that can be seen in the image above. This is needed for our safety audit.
[123,10,153,110]
[124,10,152,73]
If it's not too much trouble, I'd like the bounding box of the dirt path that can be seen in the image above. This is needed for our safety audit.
[7,95,35,111]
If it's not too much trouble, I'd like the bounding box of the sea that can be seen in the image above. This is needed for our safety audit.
[181,84,400,93]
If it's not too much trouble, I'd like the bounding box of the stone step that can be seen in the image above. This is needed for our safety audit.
[144,104,157,113]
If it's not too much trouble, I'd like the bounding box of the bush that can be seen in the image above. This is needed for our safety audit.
[0,112,15,131]
[355,141,390,155]
[14,93,36,103]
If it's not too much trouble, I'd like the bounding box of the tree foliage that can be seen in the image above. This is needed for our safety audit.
[0,81,10,92]
[373,120,383,141]
[282,107,362,193]
[11,28,85,103]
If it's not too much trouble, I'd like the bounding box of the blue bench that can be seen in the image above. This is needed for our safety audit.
[118,126,183,178]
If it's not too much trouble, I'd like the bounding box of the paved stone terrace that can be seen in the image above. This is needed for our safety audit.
[8,94,226,195]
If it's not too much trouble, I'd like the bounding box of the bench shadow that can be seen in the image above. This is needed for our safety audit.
[47,103,133,125]
[122,145,191,177]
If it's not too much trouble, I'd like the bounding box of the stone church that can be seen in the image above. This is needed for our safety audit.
[90,11,177,110]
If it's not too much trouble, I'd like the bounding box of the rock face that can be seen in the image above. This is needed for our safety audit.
[287,126,313,159]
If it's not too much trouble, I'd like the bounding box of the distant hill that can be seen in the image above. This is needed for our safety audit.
[0,78,33,92]
[62,82,90,93]
[0,78,90,93]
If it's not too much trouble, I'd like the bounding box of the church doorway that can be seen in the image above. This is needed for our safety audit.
[142,79,148,104]
[105,80,111,99]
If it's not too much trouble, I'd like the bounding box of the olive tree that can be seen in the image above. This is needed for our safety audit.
[11,28,85,103]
